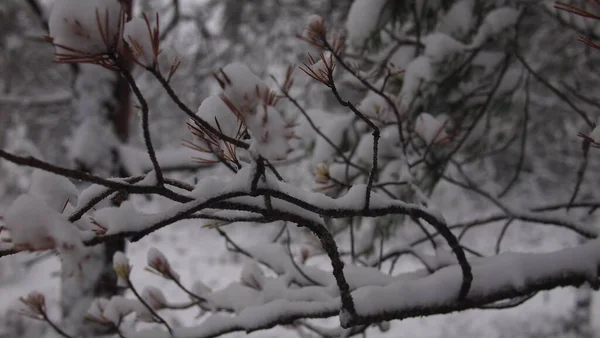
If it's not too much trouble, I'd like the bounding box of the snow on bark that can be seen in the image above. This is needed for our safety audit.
[352,239,600,319]
[123,239,600,338]
[77,183,112,210]
[93,201,152,235]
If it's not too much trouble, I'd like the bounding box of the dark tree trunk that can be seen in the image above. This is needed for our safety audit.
[60,1,133,336]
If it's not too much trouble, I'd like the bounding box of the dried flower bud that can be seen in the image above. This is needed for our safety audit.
[113,251,131,287]
[306,15,326,40]
[298,14,327,48]
[300,247,311,264]
[19,291,46,318]
[314,163,330,184]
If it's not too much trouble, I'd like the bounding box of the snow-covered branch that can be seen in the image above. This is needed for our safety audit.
[128,239,600,337]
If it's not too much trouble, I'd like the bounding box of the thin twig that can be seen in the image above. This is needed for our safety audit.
[118,62,165,186]
[127,277,173,334]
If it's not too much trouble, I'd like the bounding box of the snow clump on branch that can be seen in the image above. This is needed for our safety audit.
[4,194,87,275]
[29,169,79,212]
[192,62,294,161]
[217,62,271,113]
[414,112,450,145]
[48,0,124,60]
[123,15,159,67]
[346,0,389,48]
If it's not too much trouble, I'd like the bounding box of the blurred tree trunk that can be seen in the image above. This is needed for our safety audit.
[60,1,132,336]
[562,237,594,338]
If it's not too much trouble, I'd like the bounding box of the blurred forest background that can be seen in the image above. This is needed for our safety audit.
[2,0,600,337]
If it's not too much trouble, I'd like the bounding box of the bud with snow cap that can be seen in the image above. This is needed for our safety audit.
[146,247,180,281]
[240,261,265,291]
